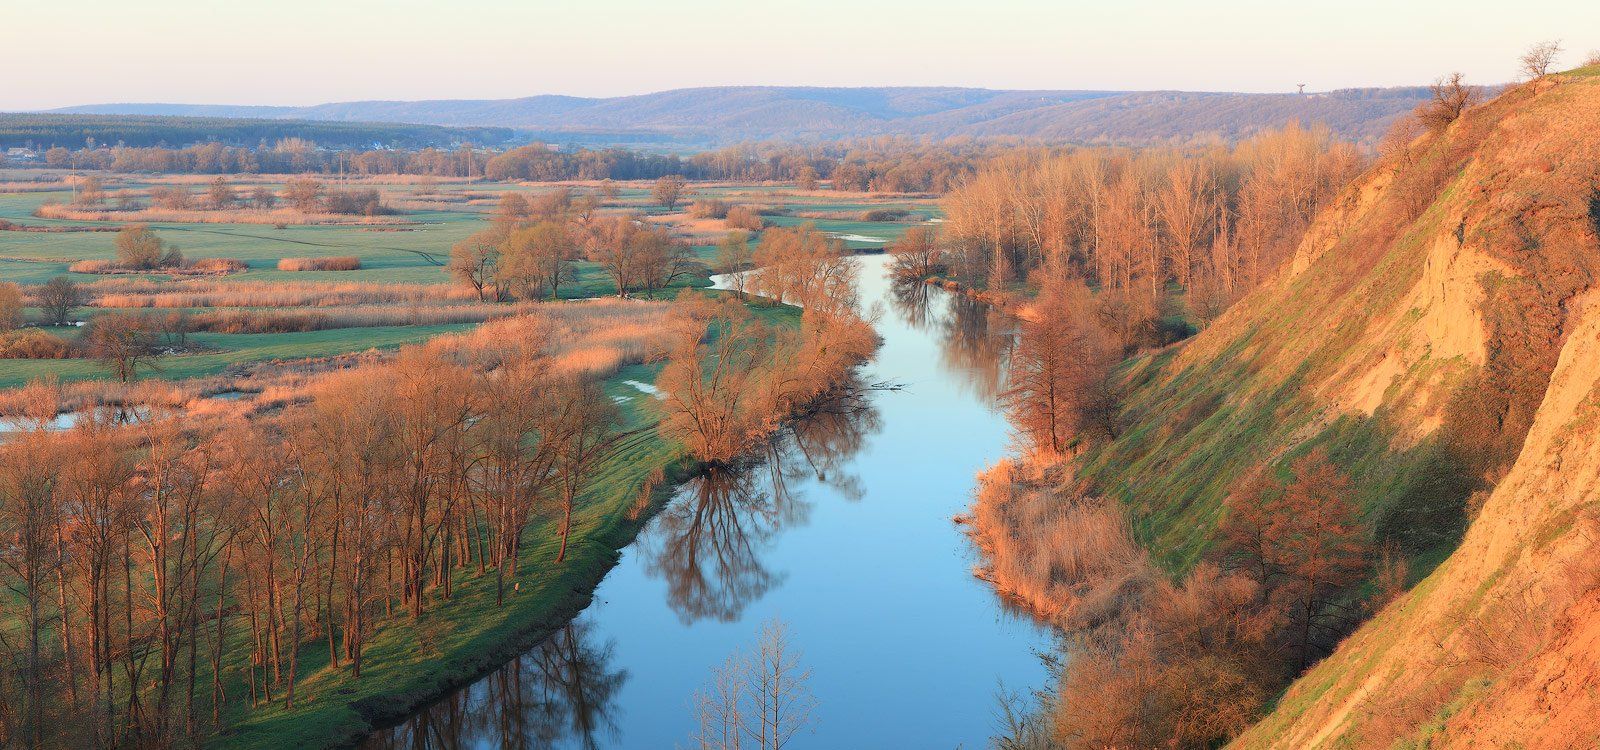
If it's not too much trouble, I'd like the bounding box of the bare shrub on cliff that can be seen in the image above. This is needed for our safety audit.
[1417,73,1476,134]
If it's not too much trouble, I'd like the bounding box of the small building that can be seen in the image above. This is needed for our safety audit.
[4,147,40,162]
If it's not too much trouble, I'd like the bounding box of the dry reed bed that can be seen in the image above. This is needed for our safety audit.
[78,279,479,308]
[178,303,535,333]
[34,203,416,226]
[430,297,683,377]
[966,458,1155,626]
[68,257,248,276]
[278,256,362,271]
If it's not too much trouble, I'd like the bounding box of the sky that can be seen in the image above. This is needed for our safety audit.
[3,0,1597,110]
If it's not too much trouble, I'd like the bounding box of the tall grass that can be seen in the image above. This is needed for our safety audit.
[85,280,478,308]
[967,459,1154,626]
[277,256,362,271]
[33,203,415,226]
[432,298,679,377]
[177,303,532,333]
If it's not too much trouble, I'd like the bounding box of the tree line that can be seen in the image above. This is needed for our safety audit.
[23,137,1031,193]
[933,122,1364,333]
[449,188,700,301]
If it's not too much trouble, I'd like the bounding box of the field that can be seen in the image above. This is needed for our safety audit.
[0,172,934,390]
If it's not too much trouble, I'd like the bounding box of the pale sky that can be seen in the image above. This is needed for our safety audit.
[2,0,1596,110]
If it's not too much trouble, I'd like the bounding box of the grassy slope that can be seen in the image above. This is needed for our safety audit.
[1227,70,1600,749]
[1075,141,1475,575]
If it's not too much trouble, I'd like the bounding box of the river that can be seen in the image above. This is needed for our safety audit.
[362,254,1049,748]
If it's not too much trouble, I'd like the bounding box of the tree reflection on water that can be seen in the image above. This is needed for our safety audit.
[362,619,625,750]
[642,377,881,624]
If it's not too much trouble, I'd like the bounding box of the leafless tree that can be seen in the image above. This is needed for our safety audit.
[37,276,84,326]
[83,313,161,381]
[1520,39,1563,79]
[1417,72,1476,133]
[653,174,689,211]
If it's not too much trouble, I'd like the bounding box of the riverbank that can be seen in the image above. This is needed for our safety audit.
[210,295,875,750]
[214,420,693,750]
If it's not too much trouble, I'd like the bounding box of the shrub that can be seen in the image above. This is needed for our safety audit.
[0,330,75,359]
[725,205,766,231]
[689,199,732,219]
[278,256,362,272]
[189,257,249,274]
[322,188,388,216]
[68,260,118,274]
[861,208,912,222]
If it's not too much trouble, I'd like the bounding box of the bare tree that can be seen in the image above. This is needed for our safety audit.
[652,174,689,211]
[887,225,945,280]
[1586,49,1600,67]
[284,177,323,212]
[1520,39,1563,79]
[38,276,85,326]
[0,282,24,331]
[715,231,754,300]
[747,620,817,749]
[449,229,503,301]
[691,619,817,750]
[500,221,575,300]
[207,176,236,208]
[251,185,277,210]
[84,313,160,381]
[1416,72,1476,133]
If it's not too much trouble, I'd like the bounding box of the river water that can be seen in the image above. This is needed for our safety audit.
[363,255,1047,749]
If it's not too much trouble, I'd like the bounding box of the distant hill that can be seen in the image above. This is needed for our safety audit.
[0,113,519,150]
[51,85,1433,146]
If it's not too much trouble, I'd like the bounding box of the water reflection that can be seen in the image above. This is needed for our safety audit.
[937,292,1015,402]
[642,380,881,624]
[885,276,1016,401]
[364,619,626,750]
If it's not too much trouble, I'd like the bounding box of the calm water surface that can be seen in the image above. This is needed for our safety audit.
[365,255,1046,749]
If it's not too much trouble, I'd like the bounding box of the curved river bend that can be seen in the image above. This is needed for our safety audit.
[364,255,1049,748]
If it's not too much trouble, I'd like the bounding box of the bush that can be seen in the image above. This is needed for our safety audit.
[689,199,732,219]
[67,259,118,274]
[278,256,362,272]
[725,205,766,231]
[0,329,75,359]
[189,257,248,274]
[322,188,388,216]
[861,208,911,222]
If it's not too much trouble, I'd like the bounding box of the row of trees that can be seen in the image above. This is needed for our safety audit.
[449,191,699,301]
[32,137,1020,193]
[69,177,388,216]
[0,327,634,746]
[936,122,1365,322]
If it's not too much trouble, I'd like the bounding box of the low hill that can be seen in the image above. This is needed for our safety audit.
[50,85,1432,146]
[1064,65,1600,747]
[0,113,519,150]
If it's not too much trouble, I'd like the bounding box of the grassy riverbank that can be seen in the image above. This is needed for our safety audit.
[214,301,805,749]
[214,382,688,749]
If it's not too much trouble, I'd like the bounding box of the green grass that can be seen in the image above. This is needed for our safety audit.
[0,324,474,388]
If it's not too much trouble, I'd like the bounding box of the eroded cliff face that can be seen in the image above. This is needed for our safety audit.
[1230,70,1600,749]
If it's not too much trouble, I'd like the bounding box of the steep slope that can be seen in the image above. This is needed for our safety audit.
[1229,68,1600,750]
[49,86,1428,145]
[1077,69,1598,582]
[1053,66,1600,746]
